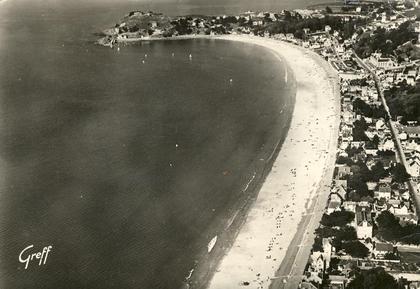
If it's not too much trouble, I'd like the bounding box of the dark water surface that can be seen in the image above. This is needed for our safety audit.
[0,0,307,288]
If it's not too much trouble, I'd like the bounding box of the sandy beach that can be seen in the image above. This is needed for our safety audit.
[204,35,340,289]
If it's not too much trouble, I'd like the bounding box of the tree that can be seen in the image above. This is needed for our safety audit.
[321,211,355,227]
[384,252,399,260]
[370,161,388,181]
[377,150,396,157]
[312,236,323,251]
[348,175,370,198]
[326,6,333,14]
[342,241,369,258]
[337,155,354,166]
[372,135,380,147]
[354,21,417,58]
[353,118,369,141]
[353,98,386,119]
[315,226,357,241]
[390,163,410,183]
[347,267,398,289]
[376,211,402,239]
[346,145,364,158]
[376,211,420,245]
[385,81,420,123]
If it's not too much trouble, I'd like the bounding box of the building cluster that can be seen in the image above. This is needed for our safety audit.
[301,63,419,289]
[298,2,420,289]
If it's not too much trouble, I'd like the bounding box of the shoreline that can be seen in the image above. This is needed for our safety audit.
[184,36,298,289]
[199,35,340,289]
[102,34,340,289]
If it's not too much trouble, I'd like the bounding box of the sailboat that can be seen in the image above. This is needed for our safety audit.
[207,236,217,253]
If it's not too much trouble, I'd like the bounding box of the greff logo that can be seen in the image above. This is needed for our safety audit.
[19,245,52,269]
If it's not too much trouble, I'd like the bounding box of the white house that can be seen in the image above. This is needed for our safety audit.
[407,154,420,178]
[356,206,373,239]
[402,126,420,140]
[374,182,392,200]
[369,53,395,70]
[379,138,395,151]
[374,242,394,259]
[376,119,387,131]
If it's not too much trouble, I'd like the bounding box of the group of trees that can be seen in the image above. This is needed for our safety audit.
[390,163,411,183]
[351,98,387,147]
[384,82,420,124]
[370,161,388,181]
[321,211,355,227]
[341,241,370,258]
[353,117,370,141]
[347,267,398,289]
[316,212,369,258]
[354,21,417,58]
[345,161,409,201]
[376,211,420,245]
[171,18,194,35]
[347,161,376,201]
[261,14,365,40]
[315,227,369,258]
[353,98,387,119]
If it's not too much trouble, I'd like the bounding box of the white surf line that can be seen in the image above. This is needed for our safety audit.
[267,137,282,163]
[224,172,257,230]
[225,209,240,230]
[185,268,194,281]
[243,171,256,193]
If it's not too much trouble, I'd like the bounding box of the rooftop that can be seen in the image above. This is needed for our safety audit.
[403,126,420,135]
[356,206,372,226]
[375,242,394,252]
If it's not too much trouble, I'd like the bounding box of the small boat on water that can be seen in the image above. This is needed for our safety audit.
[189,54,192,60]
[208,236,217,253]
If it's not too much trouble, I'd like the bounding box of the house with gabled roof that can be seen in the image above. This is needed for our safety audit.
[402,126,420,141]
[331,181,347,201]
[343,201,357,212]
[378,137,395,151]
[356,206,373,239]
[366,181,378,191]
[373,242,395,259]
[374,182,392,200]
[407,154,420,179]
[376,119,387,131]
[336,165,352,179]
[327,199,342,214]
[328,275,347,289]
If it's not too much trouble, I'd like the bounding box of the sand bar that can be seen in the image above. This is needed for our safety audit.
[206,35,340,289]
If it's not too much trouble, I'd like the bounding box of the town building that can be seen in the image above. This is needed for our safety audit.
[355,206,373,239]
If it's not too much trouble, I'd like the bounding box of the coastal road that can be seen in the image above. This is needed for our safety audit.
[270,62,340,289]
